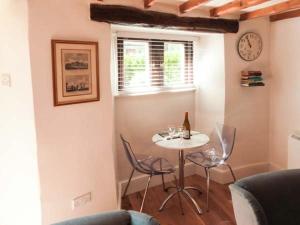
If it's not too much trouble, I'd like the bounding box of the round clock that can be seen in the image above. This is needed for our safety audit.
[238,32,262,61]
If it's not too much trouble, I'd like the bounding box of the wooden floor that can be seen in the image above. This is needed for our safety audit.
[122,174,236,225]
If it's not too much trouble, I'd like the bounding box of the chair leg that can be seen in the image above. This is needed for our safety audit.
[226,163,236,182]
[140,175,152,212]
[122,169,135,198]
[173,173,184,215]
[161,174,167,191]
[205,167,210,212]
[159,159,167,192]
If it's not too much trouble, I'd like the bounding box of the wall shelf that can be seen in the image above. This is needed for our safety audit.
[240,70,265,87]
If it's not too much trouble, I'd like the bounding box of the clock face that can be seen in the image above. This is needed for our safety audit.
[238,32,263,61]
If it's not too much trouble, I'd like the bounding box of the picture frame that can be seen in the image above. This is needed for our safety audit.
[51,40,100,106]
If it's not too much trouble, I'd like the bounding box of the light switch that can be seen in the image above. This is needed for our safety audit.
[1,73,11,87]
[72,192,92,210]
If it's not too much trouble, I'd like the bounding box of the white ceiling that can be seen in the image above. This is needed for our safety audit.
[242,0,288,12]
[155,0,290,14]
[156,0,234,8]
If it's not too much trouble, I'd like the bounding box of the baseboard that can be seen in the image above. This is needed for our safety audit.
[116,161,287,208]
[194,162,270,184]
[269,162,285,171]
[118,161,273,200]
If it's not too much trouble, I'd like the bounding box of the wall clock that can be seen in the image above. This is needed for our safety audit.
[238,32,262,61]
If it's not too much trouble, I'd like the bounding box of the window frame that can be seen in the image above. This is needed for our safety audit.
[115,36,195,96]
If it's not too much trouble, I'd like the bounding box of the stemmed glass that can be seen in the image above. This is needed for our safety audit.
[177,126,184,142]
[167,125,176,140]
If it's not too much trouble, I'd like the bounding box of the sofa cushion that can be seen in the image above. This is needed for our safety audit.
[235,169,300,225]
[129,210,159,225]
[52,210,131,225]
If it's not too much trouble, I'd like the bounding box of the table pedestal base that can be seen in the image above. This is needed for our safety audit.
[159,149,203,215]
[159,187,203,214]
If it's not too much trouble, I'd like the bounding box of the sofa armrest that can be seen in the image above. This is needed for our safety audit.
[229,184,268,225]
[129,210,160,225]
[52,210,130,225]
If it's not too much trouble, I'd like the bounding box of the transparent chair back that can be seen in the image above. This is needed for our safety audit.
[120,135,150,174]
[209,123,236,163]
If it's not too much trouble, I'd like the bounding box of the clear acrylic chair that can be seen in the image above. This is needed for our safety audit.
[120,135,183,213]
[185,124,236,211]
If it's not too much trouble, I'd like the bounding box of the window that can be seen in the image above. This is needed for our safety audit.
[117,37,194,94]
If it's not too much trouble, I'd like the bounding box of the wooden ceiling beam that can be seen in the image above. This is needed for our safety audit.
[90,4,239,33]
[179,0,209,13]
[240,0,300,21]
[210,0,269,17]
[144,0,156,8]
[270,8,300,22]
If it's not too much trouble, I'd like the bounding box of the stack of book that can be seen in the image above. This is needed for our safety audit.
[241,71,265,87]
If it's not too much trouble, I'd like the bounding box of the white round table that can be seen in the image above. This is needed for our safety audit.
[152,131,209,214]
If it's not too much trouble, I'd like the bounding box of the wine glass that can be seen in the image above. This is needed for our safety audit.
[168,125,176,139]
[177,126,184,141]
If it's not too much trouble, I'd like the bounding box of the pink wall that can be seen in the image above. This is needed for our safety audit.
[195,34,226,132]
[112,1,199,191]
[0,1,41,225]
[1,0,279,223]
[224,18,271,171]
[28,0,118,224]
[115,91,195,183]
[194,18,271,180]
[269,18,300,169]
[116,18,273,189]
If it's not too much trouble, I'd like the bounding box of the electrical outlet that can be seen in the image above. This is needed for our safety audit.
[72,192,92,210]
[1,73,11,87]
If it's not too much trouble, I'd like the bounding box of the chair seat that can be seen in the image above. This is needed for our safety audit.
[185,148,224,168]
[137,155,175,174]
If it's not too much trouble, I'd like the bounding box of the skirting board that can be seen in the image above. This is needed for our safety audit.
[116,161,284,208]
[118,161,273,197]
[269,162,285,171]
[194,162,270,184]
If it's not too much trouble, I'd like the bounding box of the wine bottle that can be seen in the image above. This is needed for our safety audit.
[183,112,191,139]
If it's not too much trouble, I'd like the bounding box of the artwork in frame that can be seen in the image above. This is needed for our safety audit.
[51,40,100,106]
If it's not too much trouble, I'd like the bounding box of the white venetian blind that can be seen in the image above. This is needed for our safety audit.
[117,37,194,93]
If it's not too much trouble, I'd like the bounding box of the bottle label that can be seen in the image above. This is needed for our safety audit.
[183,130,190,139]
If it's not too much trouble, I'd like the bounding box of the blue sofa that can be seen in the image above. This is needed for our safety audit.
[230,169,300,225]
[52,210,160,225]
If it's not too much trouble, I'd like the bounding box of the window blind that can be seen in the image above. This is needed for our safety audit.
[117,37,194,93]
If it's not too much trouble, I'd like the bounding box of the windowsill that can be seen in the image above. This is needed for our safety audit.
[114,87,196,98]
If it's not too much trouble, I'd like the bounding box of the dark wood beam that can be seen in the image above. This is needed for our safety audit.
[144,0,156,8]
[90,4,239,33]
[270,8,300,22]
[210,0,269,17]
[179,0,209,13]
[240,0,300,21]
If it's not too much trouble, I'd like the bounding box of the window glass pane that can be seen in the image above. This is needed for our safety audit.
[117,37,193,94]
[123,41,150,90]
[164,43,185,86]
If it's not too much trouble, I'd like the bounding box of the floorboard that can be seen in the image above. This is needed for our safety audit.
[121,174,236,225]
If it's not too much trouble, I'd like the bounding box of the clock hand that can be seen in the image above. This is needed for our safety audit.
[246,36,252,48]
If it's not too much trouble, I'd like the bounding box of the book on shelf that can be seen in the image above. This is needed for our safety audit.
[241,76,263,81]
[241,79,263,84]
[241,82,265,87]
[241,70,265,87]
[241,70,262,77]
[248,71,262,76]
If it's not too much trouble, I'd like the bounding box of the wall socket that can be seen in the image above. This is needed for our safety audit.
[72,192,92,210]
[1,73,11,87]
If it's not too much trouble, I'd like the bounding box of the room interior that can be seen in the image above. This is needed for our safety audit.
[1,0,300,225]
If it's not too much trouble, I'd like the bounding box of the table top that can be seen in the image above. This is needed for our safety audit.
[152,131,210,150]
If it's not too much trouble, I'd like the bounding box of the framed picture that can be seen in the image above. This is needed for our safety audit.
[51,40,100,106]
